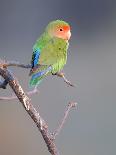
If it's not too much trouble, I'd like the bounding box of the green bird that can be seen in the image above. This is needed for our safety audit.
[29,20,72,87]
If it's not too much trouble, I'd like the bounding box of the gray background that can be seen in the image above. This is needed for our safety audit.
[0,0,116,155]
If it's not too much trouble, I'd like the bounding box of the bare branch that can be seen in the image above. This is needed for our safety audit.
[0,59,77,155]
[0,61,31,69]
[0,67,60,155]
[53,72,75,87]
[52,102,77,139]
[0,88,39,100]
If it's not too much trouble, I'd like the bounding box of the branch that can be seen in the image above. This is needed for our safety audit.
[53,72,75,87]
[0,67,60,155]
[0,60,75,87]
[0,60,31,69]
[52,102,77,139]
[0,59,77,155]
[0,88,38,100]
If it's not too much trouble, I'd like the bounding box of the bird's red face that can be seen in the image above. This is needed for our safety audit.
[53,25,71,41]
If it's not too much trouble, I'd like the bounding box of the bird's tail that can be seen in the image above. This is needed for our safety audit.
[29,66,52,87]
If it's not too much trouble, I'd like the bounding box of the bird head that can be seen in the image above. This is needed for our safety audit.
[46,20,71,41]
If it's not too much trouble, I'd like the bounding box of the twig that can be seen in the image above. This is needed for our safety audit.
[53,72,75,87]
[0,67,60,155]
[52,102,77,139]
[0,60,31,69]
[0,88,39,100]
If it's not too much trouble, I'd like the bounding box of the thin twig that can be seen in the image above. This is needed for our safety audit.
[52,102,77,139]
[0,88,39,100]
[54,72,75,87]
[0,61,31,69]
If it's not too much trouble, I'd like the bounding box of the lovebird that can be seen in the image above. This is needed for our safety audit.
[29,20,72,87]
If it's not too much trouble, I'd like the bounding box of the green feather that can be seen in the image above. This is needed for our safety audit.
[39,37,68,73]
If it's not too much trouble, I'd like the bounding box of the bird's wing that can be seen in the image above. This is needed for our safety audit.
[31,38,56,68]
[30,38,55,76]
[31,49,41,68]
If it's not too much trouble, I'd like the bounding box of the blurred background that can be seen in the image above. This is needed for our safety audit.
[0,0,116,155]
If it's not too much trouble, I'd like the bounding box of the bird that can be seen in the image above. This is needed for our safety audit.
[29,19,73,87]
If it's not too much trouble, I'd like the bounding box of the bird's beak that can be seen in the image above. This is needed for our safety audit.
[67,30,71,40]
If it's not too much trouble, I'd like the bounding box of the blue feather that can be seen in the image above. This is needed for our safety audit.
[32,49,41,67]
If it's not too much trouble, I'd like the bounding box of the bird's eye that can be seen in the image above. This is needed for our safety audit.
[59,28,63,31]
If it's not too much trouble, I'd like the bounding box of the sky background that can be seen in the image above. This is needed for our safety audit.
[0,0,116,155]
